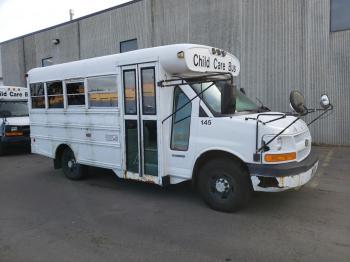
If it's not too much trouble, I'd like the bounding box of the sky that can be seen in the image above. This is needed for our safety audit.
[0,0,131,43]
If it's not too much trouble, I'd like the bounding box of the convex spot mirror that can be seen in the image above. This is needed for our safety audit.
[290,90,306,115]
[320,94,331,109]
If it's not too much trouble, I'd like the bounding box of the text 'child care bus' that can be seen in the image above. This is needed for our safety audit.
[27,44,332,212]
[0,86,30,155]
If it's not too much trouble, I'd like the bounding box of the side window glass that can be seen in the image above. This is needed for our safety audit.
[171,87,192,151]
[123,70,137,114]
[141,68,156,115]
[30,83,45,108]
[87,75,118,107]
[66,81,85,106]
[46,81,63,108]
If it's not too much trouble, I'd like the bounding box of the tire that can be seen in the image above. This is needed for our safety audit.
[198,158,252,212]
[61,148,86,180]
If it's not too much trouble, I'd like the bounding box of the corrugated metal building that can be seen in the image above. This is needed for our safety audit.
[0,0,349,145]
[0,46,3,85]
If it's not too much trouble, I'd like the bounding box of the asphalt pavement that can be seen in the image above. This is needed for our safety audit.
[0,146,349,262]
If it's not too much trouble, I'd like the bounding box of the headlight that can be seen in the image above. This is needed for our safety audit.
[262,135,295,152]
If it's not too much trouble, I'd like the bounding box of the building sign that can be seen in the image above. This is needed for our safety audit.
[185,47,240,76]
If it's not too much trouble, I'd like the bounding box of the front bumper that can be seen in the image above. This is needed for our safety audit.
[0,136,31,147]
[247,151,319,192]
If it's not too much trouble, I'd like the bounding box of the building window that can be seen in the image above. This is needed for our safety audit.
[120,39,138,53]
[66,81,85,106]
[30,83,45,108]
[87,75,118,108]
[42,57,53,67]
[331,0,350,32]
[46,81,64,108]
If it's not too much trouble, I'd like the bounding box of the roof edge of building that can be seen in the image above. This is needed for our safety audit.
[0,0,142,45]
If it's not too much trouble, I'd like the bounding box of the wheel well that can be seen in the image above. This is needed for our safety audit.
[192,150,249,188]
[54,144,71,169]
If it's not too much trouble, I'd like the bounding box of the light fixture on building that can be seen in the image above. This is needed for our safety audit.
[52,39,60,45]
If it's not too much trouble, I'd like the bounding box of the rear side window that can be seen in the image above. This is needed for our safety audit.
[47,81,64,108]
[66,81,85,106]
[30,83,45,109]
[87,75,118,108]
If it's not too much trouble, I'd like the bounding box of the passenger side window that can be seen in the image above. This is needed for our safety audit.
[171,87,192,151]
[30,83,45,109]
[46,81,64,108]
[66,81,85,106]
[87,75,118,108]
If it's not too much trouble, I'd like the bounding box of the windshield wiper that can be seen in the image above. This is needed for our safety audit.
[256,97,270,112]
[162,82,215,124]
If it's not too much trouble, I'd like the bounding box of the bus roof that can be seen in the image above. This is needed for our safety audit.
[28,44,240,83]
[0,86,28,101]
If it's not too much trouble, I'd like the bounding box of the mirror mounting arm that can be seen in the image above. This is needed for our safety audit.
[307,104,334,126]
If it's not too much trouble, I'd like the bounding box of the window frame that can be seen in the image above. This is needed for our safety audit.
[65,79,86,108]
[330,0,350,32]
[120,39,138,53]
[170,86,192,152]
[42,57,53,67]
[87,74,118,109]
[29,82,46,109]
[123,69,137,115]
[46,80,64,109]
[140,67,157,115]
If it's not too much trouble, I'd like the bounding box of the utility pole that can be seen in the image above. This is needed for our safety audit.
[69,9,74,21]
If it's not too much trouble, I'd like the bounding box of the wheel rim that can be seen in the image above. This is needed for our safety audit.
[210,174,234,200]
[65,152,77,172]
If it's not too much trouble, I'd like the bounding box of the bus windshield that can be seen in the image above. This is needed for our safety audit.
[191,81,260,114]
[0,101,29,117]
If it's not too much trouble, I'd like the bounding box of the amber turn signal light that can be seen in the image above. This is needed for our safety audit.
[264,152,296,162]
[5,131,24,137]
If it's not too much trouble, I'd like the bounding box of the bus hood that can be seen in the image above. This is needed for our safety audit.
[237,112,308,135]
[1,116,30,126]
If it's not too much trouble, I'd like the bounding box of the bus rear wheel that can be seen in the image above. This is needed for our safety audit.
[61,148,86,180]
[198,158,251,212]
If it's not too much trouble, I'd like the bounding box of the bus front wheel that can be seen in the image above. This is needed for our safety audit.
[198,158,251,212]
[61,148,86,180]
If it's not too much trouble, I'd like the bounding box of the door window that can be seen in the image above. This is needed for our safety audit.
[143,120,158,176]
[141,68,156,115]
[125,120,139,173]
[123,70,137,114]
[171,87,192,151]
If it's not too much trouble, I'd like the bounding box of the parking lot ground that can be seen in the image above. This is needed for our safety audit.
[0,146,349,262]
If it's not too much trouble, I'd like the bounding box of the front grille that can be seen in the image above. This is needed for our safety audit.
[5,125,30,137]
[294,130,311,161]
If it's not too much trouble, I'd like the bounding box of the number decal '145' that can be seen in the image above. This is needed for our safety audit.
[201,120,212,126]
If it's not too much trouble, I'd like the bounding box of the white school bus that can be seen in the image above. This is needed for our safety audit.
[28,44,331,212]
[0,86,30,155]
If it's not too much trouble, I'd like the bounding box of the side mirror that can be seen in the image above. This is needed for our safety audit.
[290,90,306,115]
[320,94,330,109]
[221,83,236,114]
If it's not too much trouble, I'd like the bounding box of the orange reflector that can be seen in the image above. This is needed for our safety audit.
[5,131,24,137]
[264,152,296,162]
